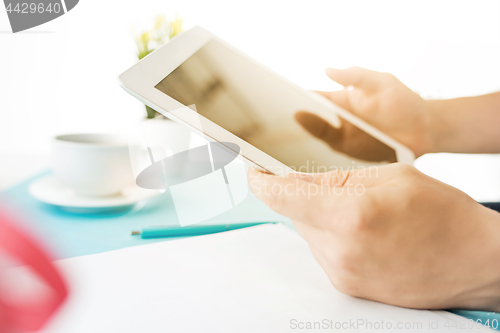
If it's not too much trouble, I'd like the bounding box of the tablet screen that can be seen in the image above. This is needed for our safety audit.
[155,39,396,173]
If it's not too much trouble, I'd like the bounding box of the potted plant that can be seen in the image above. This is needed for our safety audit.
[130,15,192,165]
[133,15,183,119]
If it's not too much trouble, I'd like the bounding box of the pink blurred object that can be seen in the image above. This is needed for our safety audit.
[0,207,68,332]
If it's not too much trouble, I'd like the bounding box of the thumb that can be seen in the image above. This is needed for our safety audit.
[288,167,379,188]
[326,66,385,91]
[247,168,330,225]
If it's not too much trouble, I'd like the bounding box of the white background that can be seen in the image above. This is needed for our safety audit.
[1,0,500,200]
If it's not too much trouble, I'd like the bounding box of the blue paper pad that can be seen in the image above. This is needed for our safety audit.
[0,171,290,260]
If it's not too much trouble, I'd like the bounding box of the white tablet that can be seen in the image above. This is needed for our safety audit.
[118,26,414,176]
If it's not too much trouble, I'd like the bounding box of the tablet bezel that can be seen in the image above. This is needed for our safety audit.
[118,26,415,176]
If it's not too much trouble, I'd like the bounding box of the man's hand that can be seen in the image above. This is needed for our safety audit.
[296,67,435,158]
[248,165,500,311]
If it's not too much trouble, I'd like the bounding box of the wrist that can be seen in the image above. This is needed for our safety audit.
[422,99,450,154]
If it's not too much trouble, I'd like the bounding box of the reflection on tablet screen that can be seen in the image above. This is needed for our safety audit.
[155,39,396,173]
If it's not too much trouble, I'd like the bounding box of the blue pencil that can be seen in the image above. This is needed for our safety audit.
[131,222,279,239]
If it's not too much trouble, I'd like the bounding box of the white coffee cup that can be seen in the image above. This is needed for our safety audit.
[52,134,135,197]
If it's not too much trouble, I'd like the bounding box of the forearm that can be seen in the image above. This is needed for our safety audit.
[427,92,500,154]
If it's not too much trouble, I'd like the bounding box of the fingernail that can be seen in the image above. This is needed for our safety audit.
[288,172,314,182]
[247,167,263,177]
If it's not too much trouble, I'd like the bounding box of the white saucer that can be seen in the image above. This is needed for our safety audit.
[28,175,160,213]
